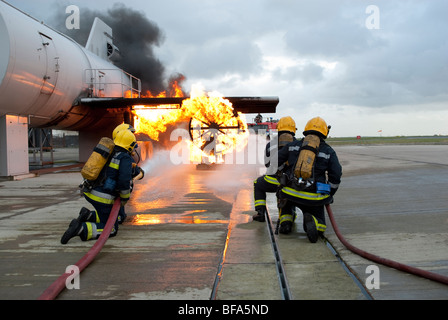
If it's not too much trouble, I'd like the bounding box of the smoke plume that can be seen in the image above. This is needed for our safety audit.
[51,3,170,94]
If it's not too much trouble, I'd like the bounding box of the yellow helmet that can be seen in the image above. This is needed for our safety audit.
[112,123,136,140]
[277,116,296,134]
[114,129,137,153]
[303,117,330,138]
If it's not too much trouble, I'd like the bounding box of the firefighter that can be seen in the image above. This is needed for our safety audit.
[252,116,297,222]
[112,123,144,224]
[61,129,138,244]
[276,117,342,243]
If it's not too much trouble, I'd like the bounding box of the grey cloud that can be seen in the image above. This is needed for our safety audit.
[282,3,387,58]
[273,63,324,84]
[181,38,263,78]
[273,0,448,109]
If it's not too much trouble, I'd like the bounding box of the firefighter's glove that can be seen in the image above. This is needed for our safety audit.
[137,168,145,180]
[132,167,145,181]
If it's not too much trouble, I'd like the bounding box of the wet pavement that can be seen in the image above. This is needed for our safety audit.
[325,145,448,299]
[0,145,447,300]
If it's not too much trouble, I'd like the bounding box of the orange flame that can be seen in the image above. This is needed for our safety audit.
[131,82,248,164]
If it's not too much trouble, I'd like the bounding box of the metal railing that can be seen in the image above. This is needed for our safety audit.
[84,68,141,98]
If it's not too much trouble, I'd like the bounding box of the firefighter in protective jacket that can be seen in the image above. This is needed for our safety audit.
[276,117,342,243]
[61,129,138,244]
[112,123,144,224]
[252,116,297,222]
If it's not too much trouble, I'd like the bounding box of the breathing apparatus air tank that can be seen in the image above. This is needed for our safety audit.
[81,137,115,181]
[294,134,320,181]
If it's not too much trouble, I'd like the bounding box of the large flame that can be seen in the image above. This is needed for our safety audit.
[131,82,248,164]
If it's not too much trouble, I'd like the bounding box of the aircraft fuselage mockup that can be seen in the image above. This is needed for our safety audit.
[0,1,278,177]
[0,1,140,176]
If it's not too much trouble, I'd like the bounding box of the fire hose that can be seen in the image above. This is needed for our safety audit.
[38,198,121,300]
[325,204,448,286]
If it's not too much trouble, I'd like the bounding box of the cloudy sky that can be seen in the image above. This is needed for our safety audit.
[6,0,448,137]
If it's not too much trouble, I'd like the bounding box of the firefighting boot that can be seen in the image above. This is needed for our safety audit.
[77,207,96,223]
[252,207,267,222]
[118,207,127,224]
[61,219,84,244]
[278,210,296,234]
[303,213,318,243]
[118,213,127,224]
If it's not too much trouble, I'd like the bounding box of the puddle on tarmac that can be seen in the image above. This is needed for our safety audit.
[128,210,228,225]
[126,151,256,226]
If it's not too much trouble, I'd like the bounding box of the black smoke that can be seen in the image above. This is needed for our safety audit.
[51,3,168,94]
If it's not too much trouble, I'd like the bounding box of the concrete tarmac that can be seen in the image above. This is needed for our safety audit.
[325,145,448,300]
[0,145,447,300]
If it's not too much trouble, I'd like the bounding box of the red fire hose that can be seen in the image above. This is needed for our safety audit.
[38,198,122,300]
[325,204,448,286]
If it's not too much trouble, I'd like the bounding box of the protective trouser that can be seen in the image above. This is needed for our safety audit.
[278,187,333,233]
[82,191,119,241]
[280,201,326,233]
[253,175,280,211]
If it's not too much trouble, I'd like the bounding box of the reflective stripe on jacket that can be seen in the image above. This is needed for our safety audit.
[281,187,331,201]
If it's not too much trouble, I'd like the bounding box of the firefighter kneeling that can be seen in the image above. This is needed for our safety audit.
[253,116,297,222]
[276,117,342,243]
[61,127,142,244]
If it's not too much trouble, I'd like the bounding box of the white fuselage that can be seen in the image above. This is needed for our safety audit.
[0,1,135,130]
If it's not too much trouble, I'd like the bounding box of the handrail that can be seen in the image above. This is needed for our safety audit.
[84,68,141,98]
